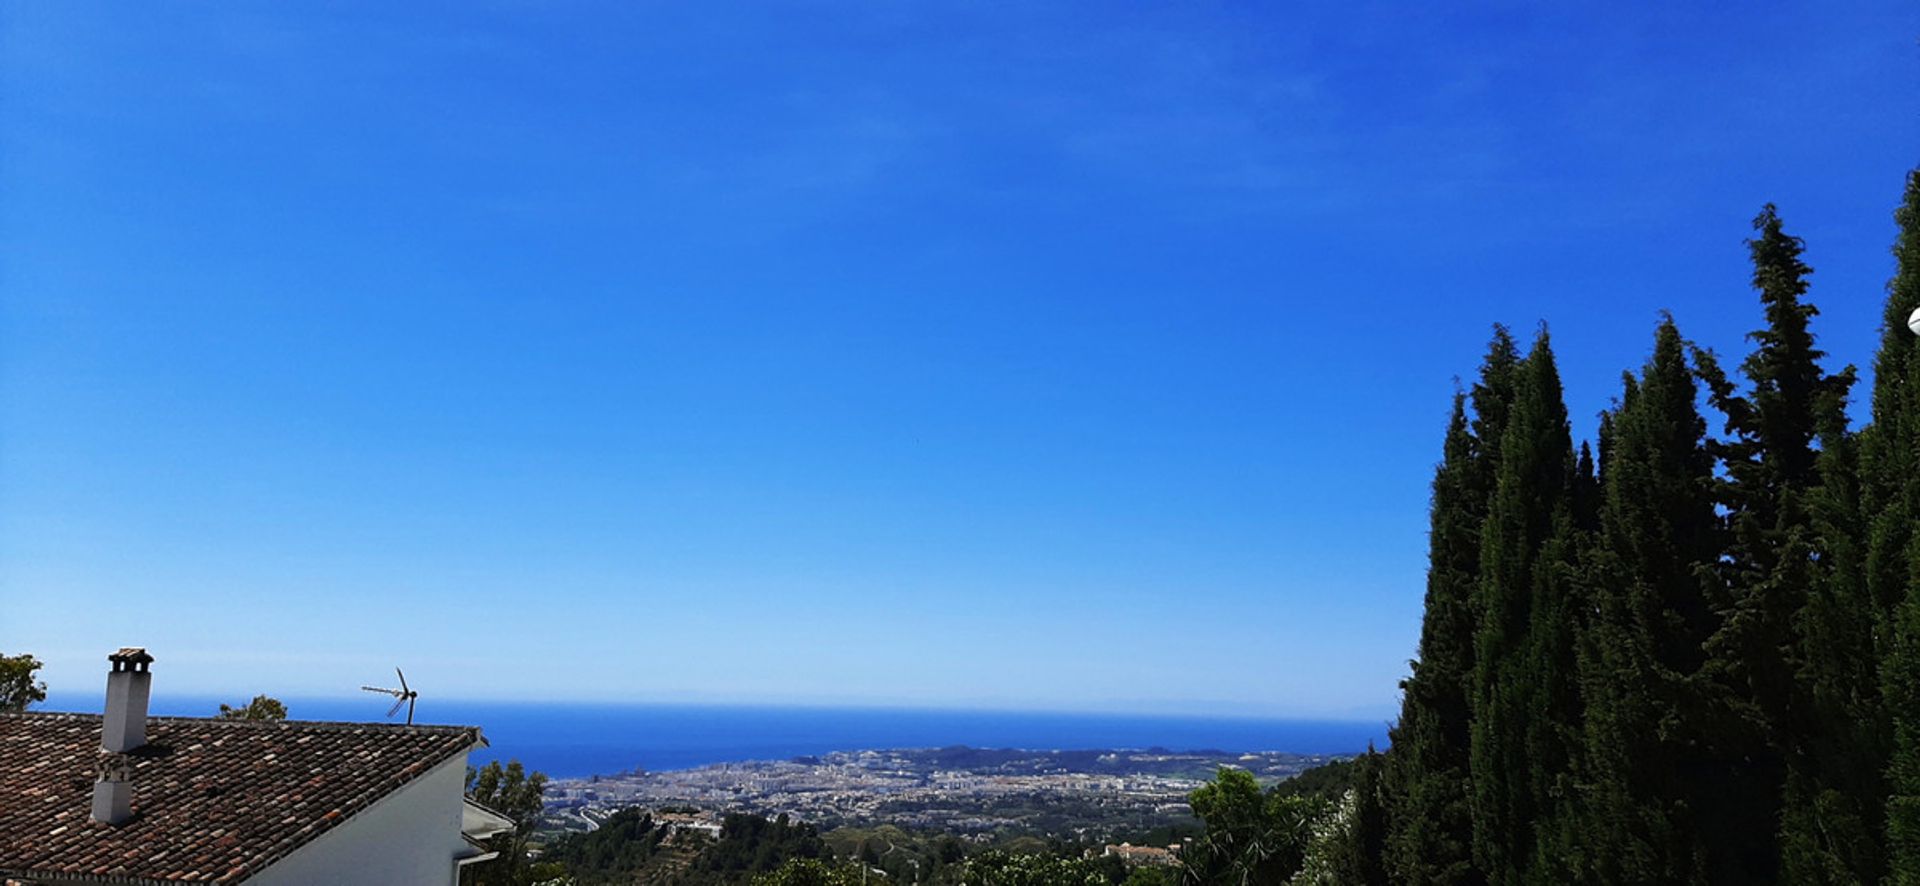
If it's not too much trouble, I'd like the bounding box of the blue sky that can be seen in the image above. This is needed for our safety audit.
[3,3,1916,720]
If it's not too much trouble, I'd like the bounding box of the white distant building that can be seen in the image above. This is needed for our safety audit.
[1102,842,1179,867]
[0,648,515,885]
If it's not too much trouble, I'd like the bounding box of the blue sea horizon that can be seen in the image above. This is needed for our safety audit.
[41,693,1391,779]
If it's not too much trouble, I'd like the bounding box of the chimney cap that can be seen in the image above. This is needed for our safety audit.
[108,648,154,671]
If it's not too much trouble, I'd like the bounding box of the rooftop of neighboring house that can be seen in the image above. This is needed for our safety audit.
[0,709,482,884]
[1102,842,1179,864]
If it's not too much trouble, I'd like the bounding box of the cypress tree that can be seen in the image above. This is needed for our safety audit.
[1870,171,1920,885]
[1521,479,1587,885]
[1471,327,1524,488]
[1469,328,1577,886]
[1572,441,1600,534]
[1386,328,1518,886]
[1386,394,1486,885]
[1576,318,1719,885]
[1782,417,1883,884]
[1694,204,1857,884]
[1335,749,1392,886]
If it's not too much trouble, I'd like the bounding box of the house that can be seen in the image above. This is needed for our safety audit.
[1100,842,1179,867]
[0,649,515,885]
[653,810,724,839]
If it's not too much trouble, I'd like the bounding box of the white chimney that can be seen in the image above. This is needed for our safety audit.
[101,647,152,752]
[93,647,152,825]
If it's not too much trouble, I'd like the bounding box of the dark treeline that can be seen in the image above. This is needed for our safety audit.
[1369,171,1920,886]
[546,811,833,885]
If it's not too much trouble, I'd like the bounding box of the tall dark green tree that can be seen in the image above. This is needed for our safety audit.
[1381,194,1920,884]
[1385,394,1486,886]
[1783,402,1885,885]
[1572,442,1600,533]
[1773,218,1883,885]
[1575,318,1719,885]
[1869,171,1920,886]
[1693,204,1858,884]
[1331,749,1391,886]
[1518,474,1587,884]
[1468,328,1579,886]
[1471,327,1524,480]
[1385,328,1518,886]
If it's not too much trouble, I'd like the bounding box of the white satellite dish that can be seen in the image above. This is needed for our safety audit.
[1909,305,1920,338]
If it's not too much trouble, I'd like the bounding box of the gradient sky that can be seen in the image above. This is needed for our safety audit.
[4,3,1917,720]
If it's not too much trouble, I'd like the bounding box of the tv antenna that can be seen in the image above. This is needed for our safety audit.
[361,667,419,725]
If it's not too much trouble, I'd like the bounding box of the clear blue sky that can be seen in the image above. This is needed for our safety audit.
[3,3,1916,720]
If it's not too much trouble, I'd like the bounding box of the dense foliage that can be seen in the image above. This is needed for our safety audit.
[216,695,288,720]
[1179,767,1329,884]
[544,808,676,879]
[751,858,871,886]
[695,814,831,877]
[1269,757,1357,804]
[823,824,971,883]
[467,760,555,886]
[0,651,46,713]
[550,812,834,886]
[1366,173,1920,884]
[960,850,1112,886]
[1877,172,1920,886]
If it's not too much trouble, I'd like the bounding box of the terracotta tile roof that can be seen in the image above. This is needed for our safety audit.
[0,712,481,885]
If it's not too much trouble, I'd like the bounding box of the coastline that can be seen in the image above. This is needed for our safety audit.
[41,693,1390,779]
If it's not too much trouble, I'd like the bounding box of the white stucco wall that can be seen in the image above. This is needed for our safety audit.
[247,750,474,886]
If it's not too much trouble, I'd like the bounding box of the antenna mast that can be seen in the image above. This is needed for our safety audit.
[359,667,420,725]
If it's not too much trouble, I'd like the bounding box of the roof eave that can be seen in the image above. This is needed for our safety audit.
[0,867,180,886]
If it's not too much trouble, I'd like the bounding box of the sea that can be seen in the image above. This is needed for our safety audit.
[43,693,1391,779]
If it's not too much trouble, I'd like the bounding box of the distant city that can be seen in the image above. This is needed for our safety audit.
[545,746,1338,838]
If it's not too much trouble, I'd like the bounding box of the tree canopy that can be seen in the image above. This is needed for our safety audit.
[465,760,551,886]
[1358,178,1920,885]
[216,695,288,721]
[0,652,46,713]
[1181,767,1328,885]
